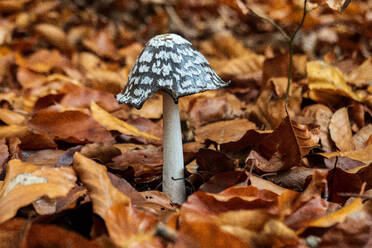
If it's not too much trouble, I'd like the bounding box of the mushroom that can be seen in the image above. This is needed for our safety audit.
[116,33,229,204]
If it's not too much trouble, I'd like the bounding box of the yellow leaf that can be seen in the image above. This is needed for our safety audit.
[90,101,160,140]
[0,125,28,138]
[308,198,363,228]
[307,61,363,102]
[320,143,372,165]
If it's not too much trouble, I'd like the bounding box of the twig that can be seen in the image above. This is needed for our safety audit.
[249,0,308,106]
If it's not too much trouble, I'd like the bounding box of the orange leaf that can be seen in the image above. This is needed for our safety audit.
[73,152,130,219]
[90,101,160,140]
[0,159,76,224]
[307,198,363,228]
[105,203,162,248]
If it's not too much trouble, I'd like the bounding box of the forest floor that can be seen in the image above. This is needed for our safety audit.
[0,0,372,247]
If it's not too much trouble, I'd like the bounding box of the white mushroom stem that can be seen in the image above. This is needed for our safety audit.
[162,92,186,204]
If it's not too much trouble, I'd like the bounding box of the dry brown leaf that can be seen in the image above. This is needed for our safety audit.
[73,152,130,218]
[105,203,162,248]
[90,101,159,140]
[73,153,161,247]
[301,104,334,152]
[16,67,46,89]
[130,94,163,119]
[60,84,120,112]
[195,119,256,144]
[15,49,68,73]
[353,124,372,150]
[0,218,102,248]
[0,139,8,169]
[306,61,363,104]
[200,34,264,83]
[310,0,352,12]
[187,94,243,127]
[307,198,363,228]
[0,159,76,224]
[0,125,28,139]
[83,27,117,59]
[320,143,372,165]
[34,23,68,49]
[246,117,319,172]
[329,107,355,151]
[0,109,25,125]
[27,107,114,144]
[348,57,372,87]
[249,175,287,195]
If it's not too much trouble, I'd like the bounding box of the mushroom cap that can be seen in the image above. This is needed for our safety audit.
[116,33,229,109]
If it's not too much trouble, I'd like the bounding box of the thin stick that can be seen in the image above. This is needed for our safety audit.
[249,0,308,105]
[285,0,308,104]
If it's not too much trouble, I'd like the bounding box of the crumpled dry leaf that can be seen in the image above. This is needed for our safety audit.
[187,93,243,127]
[319,201,372,247]
[200,34,264,84]
[15,49,69,73]
[306,60,364,104]
[90,101,159,140]
[60,84,120,112]
[310,0,352,12]
[105,203,162,248]
[0,108,25,125]
[83,27,117,59]
[327,162,372,203]
[347,57,372,87]
[353,124,372,150]
[0,159,76,224]
[301,104,334,152]
[110,145,162,183]
[0,139,8,169]
[0,218,102,248]
[307,198,363,228]
[246,117,319,172]
[27,106,114,144]
[194,119,256,144]
[73,153,130,218]
[16,67,46,89]
[73,153,161,248]
[0,125,28,139]
[321,144,372,165]
[34,23,68,50]
[329,107,355,151]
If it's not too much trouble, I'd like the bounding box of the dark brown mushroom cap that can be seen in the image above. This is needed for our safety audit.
[116,33,229,109]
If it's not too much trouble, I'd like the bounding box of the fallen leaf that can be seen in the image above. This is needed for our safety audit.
[34,23,68,49]
[353,124,372,150]
[195,119,256,144]
[83,27,117,59]
[0,125,28,139]
[247,117,319,172]
[320,143,372,164]
[60,84,120,112]
[90,101,159,140]
[73,152,130,218]
[329,107,355,151]
[307,198,363,228]
[0,218,103,248]
[0,159,76,224]
[27,106,114,144]
[15,49,69,73]
[0,108,24,125]
[306,60,363,104]
[105,203,162,248]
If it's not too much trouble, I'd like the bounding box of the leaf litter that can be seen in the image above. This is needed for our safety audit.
[0,0,372,247]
